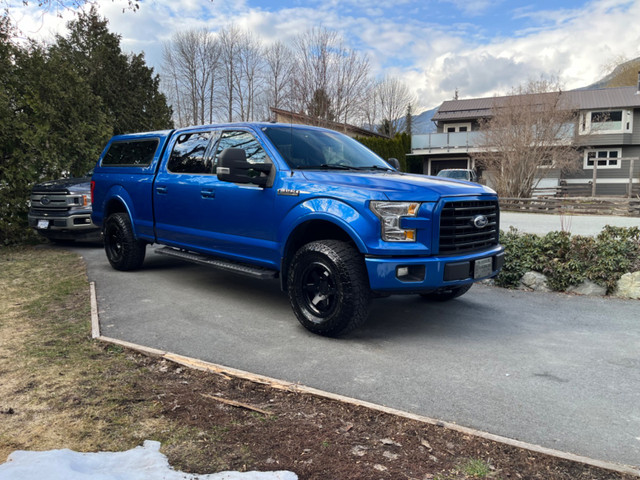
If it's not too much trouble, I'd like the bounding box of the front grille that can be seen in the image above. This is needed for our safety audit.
[30,191,84,212]
[439,200,499,254]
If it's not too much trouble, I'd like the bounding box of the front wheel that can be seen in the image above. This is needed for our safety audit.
[104,212,146,271]
[288,240,370,337]
[420,283,472,301]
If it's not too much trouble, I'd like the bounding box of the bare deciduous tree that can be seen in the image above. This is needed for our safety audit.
[263,41,294,114]
[291,27,371,127]
[217,25,243,122]
[374,76,416,136]
[162,28,219,127]
[233,31,263,121]
[476,79,581,198]
[161,24,404,131]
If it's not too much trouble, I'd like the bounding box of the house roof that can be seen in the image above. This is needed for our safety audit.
[432,86,640,122]
[270,107,389,138]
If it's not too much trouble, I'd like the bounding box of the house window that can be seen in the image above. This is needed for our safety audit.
[444,123,471,133]
[580,109,632,134]
[584,149,621,169]
[591,110,622,131]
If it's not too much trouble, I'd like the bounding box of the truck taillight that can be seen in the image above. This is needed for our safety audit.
[90,181,95,205]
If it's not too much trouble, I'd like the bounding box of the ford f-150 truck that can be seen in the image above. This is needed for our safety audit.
[29,173,101,242]
[91,123,504,336]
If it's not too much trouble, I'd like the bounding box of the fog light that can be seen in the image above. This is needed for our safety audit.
[396,265,426,282]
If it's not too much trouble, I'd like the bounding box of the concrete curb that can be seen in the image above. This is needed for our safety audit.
[90,282,640,478]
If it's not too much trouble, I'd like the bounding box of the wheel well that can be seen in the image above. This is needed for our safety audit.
[104,198,128,221]
[280,220,358,291]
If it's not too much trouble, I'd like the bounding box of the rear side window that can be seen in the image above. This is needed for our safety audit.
[102,139,159,167]
[168,131,216,174]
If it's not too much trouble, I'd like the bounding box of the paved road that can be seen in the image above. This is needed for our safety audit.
[501,211,639,236]
[72,244,640,468]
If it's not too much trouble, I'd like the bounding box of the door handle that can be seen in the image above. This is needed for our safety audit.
[156,186,168,195]
[201,188,215,199]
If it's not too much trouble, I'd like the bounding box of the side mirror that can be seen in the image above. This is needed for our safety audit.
[217,148,271,187]
[387,158,401,170]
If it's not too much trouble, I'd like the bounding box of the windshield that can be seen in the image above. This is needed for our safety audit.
[261,126,392,171]
[438,170,469,180]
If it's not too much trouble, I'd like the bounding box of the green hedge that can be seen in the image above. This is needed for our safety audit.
[356,133,411,171]
[496,226,640,293]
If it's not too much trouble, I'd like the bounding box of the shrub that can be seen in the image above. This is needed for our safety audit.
[495,226,640,294]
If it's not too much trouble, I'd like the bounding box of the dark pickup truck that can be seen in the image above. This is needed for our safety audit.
[29,174,101,242]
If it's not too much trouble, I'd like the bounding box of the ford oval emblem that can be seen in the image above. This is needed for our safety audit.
[40,196,51,206]
[473,214,488,229]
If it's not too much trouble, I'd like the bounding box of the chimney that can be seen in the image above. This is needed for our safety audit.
[637,71,640,94]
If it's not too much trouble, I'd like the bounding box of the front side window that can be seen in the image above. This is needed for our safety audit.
[168,131,216,174]
[214,131,271,167]
[102,139,159,167]
[584,149,621,169]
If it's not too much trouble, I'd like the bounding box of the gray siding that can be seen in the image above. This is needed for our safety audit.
[564,146,640,196]
[633,109,640,144]
[579,132,633,146]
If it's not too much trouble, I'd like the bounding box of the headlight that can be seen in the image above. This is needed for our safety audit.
[370,201,421,242]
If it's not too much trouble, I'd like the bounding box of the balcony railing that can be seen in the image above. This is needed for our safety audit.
[411,131,482,152]
[412,124,581,153]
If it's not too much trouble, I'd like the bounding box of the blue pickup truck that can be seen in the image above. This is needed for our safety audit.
[91,123,504,336]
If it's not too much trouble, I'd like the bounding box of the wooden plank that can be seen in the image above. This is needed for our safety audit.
[200,393,272,416]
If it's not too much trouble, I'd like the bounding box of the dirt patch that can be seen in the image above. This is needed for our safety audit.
[0,246,637,480]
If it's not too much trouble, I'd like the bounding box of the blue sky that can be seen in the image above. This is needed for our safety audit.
[8,0,640,112]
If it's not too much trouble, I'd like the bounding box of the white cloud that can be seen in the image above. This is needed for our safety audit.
[408,0,640,109]
[5,0,640,114]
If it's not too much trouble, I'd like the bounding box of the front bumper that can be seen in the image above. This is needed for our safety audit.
[365,245,505,293]
[28,211,100,240]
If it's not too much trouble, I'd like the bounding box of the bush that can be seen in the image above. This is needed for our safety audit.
[356,133,410,171]
[495,226,640,294]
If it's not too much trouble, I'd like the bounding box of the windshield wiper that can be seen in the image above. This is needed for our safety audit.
[356,165,395,172]
[297,164,358,170]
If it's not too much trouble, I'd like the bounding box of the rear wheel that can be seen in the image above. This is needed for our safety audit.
[420,283,472,301]
[288,240,370,337]
[104,212,146,271]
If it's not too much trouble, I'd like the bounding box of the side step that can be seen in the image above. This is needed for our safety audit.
[155,246,278,280]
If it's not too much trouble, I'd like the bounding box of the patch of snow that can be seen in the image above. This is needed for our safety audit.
[0,440,297,480]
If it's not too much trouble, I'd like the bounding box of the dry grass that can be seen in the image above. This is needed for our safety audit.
[0,247,162,459]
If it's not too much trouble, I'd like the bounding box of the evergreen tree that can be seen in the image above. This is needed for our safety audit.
[0,16,112,244]
[378,118,391,136]
[53,7,172,135]
[405,103,413,135]
[307,88,334,123]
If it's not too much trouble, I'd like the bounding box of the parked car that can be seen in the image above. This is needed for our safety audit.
[28,172,101,242]
[436,168,478,183]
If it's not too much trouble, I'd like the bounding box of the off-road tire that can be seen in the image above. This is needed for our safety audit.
[420,283,472,301]
[104,212,146,271]
[288,240,370,337]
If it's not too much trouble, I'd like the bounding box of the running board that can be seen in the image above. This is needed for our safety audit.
[155,246,278,280]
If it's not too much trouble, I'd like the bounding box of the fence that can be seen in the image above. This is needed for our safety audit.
[500,196,640,216]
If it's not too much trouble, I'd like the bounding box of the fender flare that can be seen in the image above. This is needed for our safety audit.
[101,186,139,238]
[278,197,374,255]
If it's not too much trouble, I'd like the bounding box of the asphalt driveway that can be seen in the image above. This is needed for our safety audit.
[73,244,640,469]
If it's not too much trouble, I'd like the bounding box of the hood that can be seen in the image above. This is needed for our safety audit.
[300,171,495,202]
[33,177,92,194]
